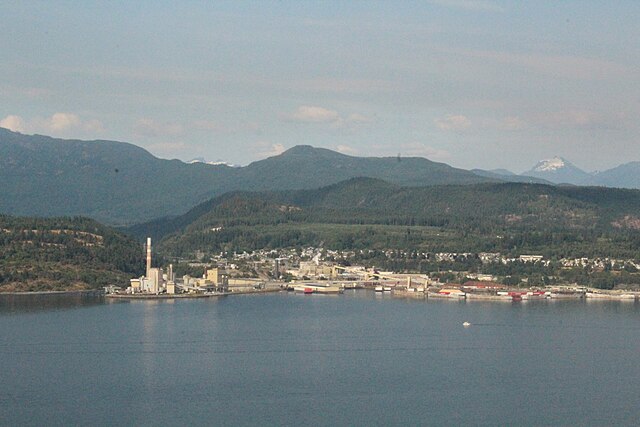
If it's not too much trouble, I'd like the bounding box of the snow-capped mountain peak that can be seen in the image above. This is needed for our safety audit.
[532,157,566,172]
[187,157,236,167]
[523,156,593,185]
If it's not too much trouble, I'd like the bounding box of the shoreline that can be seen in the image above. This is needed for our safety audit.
[2,287,639,302]
[0,289,104,296]
[105,288,281,299]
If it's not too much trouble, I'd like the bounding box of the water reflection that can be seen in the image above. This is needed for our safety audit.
[0,292,105,314]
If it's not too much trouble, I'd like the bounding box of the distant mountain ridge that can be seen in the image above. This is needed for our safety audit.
[237,144,495,190]
[0,128,241,225]
[520,156,640,188]
[2,128,639,224]
[0,129,502,224]
[592,162,640,188]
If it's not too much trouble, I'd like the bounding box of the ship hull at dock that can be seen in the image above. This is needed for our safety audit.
[293,285,343,294]
[465,293,512,301]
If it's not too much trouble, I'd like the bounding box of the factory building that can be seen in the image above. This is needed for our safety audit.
[147,267,163,294]
[206,268,229,292]
[127,237,168,294]
[297,261,334,278]
[126,237,230,295]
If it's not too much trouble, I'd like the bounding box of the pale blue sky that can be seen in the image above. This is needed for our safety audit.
[1,1,638,172]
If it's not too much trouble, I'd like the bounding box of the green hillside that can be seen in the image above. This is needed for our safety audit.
[0,129,501,225]
[0,215,144,292]
[131,178,640,259]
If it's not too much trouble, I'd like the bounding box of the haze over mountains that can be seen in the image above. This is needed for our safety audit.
[1,128,640,225]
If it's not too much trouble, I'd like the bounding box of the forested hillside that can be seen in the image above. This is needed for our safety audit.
[0,215,144,292]
[130,178,640,259]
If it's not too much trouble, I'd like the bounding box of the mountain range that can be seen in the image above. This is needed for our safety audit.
[0,128,516,225]
[482,156,640,188]
[1,128,640,225]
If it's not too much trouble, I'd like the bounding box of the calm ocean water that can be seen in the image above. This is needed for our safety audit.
[1,291,639,426]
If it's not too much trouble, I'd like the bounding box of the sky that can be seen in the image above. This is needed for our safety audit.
[1,1,638,172]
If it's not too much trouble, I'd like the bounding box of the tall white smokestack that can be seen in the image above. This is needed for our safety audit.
[146,237,152,278]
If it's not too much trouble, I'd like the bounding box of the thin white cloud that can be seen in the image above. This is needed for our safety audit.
[286,106,340,123]
[544,110,596,127]
[254,141,286,158]
[24,87,54,98]
[336,144,357,155]
[435,114,471,131]
[289,78,396,94]
[1,113,104,136]
[283,106,372,130]
[191,119,261,135]
[480,116,528,131]
[48,113,80,131]
[83,119,105,133]
[146,141,187,158]
[498,116,527,131]
[192,120,221,131]
[0,85,54,100]
[345,113,371,124]
[429,0,504,12]
[533,110,621,130]
[133,118,183,138]
[0,115,26,132]
[457,49,630,81]
[401,142,451,161]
